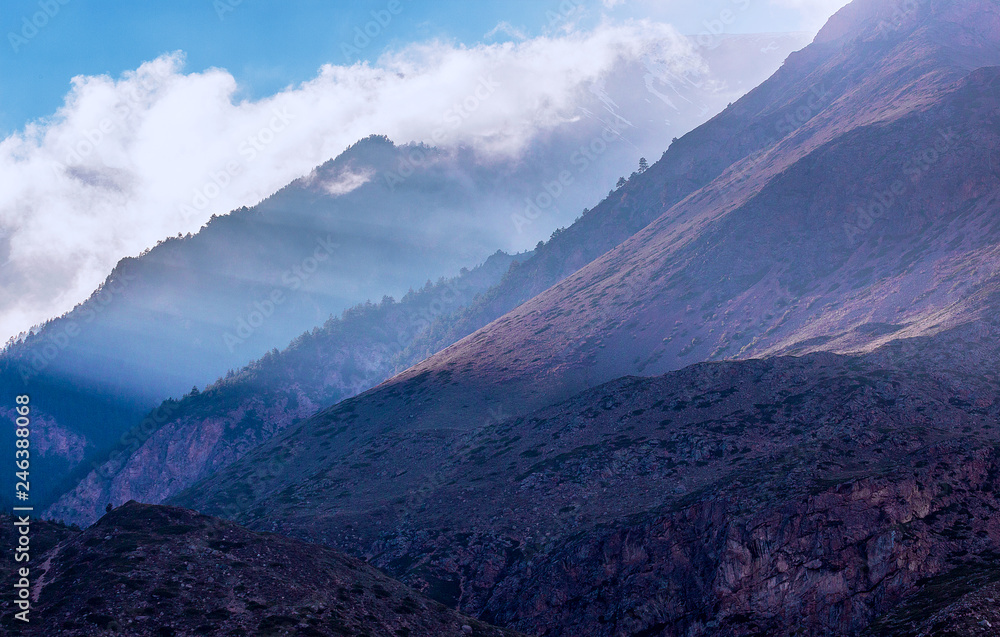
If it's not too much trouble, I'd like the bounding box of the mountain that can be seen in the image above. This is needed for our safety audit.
[174,323,1000,636]
[36,31,815,522]
[376,0,1000,428]
[0,28,814,513]
[0,502,524,637]
[2,135,536,507]
[43,249,526,524]
[3,29,806,513]
[166,0,1000,634]
[0,29,810,409]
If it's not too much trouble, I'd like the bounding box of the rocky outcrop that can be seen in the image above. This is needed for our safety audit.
[479,445,1000,636]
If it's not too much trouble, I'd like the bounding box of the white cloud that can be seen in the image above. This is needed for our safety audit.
[593,0,849,36]
[0,20,698,342]
[770,0,848,7]
[315,166,375,197]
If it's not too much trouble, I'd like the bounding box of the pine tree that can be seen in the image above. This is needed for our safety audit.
[616,176,627,189]
[638,157,649,172]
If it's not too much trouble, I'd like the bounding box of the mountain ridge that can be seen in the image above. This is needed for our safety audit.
[167,1,1000,634]
[365,0,1000,425]
[42,248,528,524]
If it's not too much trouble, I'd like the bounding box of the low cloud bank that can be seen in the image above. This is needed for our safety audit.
[0,20,703,342]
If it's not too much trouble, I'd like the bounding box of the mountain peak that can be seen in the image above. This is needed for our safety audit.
[815,0,1000,51]
[813,0,910,44]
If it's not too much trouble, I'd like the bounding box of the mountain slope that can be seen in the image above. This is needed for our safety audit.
[42,249,526,524]
[0,502,524,637]
[175,320,1000,636]
[3,135,538,507]
[169,0,1000,634]
[383,0,1000,428]
[29,32,819,518]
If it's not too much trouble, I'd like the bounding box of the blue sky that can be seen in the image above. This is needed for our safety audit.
[0,0,844,136]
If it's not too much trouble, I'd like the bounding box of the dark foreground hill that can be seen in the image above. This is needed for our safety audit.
[172,318,1000,636]
[0,502,523,637]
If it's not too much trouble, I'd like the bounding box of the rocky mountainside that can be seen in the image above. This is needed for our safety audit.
[167,0,1000,634]
[37,33,823,526]
[383,0,1000,430]
[862,563,1000,636]
[0,502,523,637]
[43,249,526,525]
[173,317,1000,636]
[0,29,812,514]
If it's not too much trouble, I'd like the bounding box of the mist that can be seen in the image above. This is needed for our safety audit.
[0,19,809,344]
